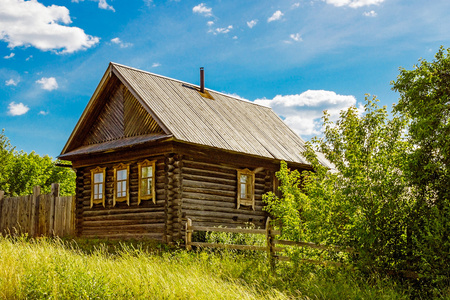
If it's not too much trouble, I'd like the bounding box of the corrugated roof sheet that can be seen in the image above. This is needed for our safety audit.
[61,62,333,168]
[111,63,313,165]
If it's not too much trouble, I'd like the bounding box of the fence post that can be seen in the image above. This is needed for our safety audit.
[50,183,60,236]
[266,217,276,270]
[30,186,40,237]
[185,218,192,250]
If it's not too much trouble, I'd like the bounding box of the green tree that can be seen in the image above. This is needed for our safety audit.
[0,129,15,194]
[392,46,450,288]
[0,130,75,196]
[264,96,413,270]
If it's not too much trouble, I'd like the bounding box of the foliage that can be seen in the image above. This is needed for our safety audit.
[265,97,413,269]
[0,130,75,196]
[392,46,450,288]
[0,129,15,195]
[264,47,450,296]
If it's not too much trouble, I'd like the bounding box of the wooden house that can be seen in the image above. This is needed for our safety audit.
[59,63,329,242]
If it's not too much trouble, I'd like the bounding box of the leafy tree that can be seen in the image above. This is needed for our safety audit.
[392,46,450,288]
[264,97,413,270]
[0,129,15,194]
[264,47,450,295]
[0,130,75,196]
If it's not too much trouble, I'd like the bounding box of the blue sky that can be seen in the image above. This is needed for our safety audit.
[1,0,449,158]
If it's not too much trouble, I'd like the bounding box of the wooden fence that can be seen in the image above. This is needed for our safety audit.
[185,217,353,267]
[0,183,75,237]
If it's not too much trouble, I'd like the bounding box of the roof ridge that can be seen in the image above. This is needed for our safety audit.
[109,62,269,109]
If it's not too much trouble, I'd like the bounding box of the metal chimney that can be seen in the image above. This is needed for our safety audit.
[200,67,205,93]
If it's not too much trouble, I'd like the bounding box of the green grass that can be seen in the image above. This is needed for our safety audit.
[0,235,438,300]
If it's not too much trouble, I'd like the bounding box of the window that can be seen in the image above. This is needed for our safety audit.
[113,163,130,206]
[90,166,106,208]
[138,160,156,204]
[237,169,255,210]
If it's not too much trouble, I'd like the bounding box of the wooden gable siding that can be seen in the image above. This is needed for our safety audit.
[75,156,166,240]
[84,84,125,145]
[82,82,164,146]
[124,87,164,137]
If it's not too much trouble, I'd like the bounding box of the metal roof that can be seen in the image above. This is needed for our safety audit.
[61,62,332,168]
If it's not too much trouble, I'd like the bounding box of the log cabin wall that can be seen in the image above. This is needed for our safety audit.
[75,156,166,240]
[178,155,274,237]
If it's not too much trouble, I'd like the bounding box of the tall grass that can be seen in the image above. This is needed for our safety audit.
[0,235,423,299]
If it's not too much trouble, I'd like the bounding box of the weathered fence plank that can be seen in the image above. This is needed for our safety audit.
[0,184,75,238]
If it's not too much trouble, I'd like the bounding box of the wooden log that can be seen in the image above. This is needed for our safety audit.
[183,179,235,191]
[83,211,165,222]
[182,173,235,185]
[82,232,164,240]
[83,218,165,227]
[181,167,235,180]
[182,198,236,209]
[183,187,235,197]
[182,203,265,215]
[183,192,235,202]
[185,218,192,250]
[184,209,266,219]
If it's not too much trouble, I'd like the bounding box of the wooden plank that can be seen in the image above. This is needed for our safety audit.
[30,186,40,237]
[274,239,354,253]
[190,225,266,235]
[190,242,266,251]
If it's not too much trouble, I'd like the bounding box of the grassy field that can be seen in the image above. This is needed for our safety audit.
[0,235,432,299]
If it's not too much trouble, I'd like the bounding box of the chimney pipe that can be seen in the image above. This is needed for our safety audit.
[200,67,205,93]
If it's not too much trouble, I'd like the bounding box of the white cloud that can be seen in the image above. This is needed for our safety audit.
[214,25,233,34]
[26,55,33,61]
[36,77,58,91]
[72,0,115,11]
[152,62,161,67]
[268,10,283,22]
[324,0,384,8]
[110,37,133,48]
[254,90,357,137]
[363,10,377,17]
[4,53,15,59]
[292,3,300,8]
[8,102,29,116]
[38,110,49,115]
[207,21,214,26]
[98,0,114,11]
[247,19,258,28]
[5,78,18,86]
[232,36,238,39]
[193,3,212,17]
[0,0,99,54]
[290,33,303,42]
[144,0,153,7]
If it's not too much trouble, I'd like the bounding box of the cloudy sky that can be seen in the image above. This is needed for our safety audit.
[1,0,449,158]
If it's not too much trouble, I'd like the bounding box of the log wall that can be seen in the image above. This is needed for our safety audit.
[76,156,166,240]
[179,155,274,234]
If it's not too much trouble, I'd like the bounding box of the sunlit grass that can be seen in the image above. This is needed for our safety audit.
[0,235,422,299]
